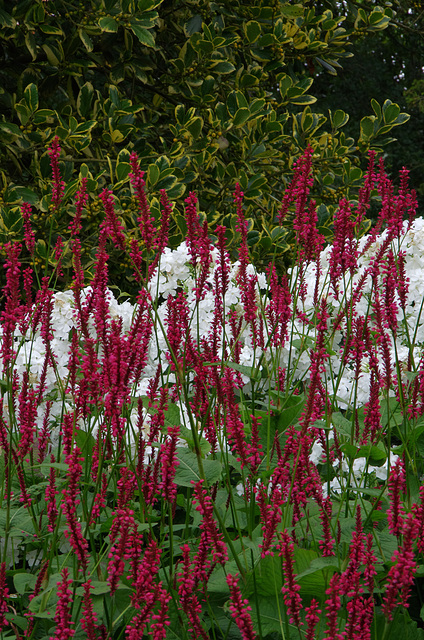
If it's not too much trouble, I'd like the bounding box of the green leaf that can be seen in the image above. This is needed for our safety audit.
[77,82,94,118]
[79,28,94,51]
[225,361,260,381]
[249,595,288,637]
[210,61,235,74]
[371,98,382,119]
[233,108,250,127]
[33,109,56,125]
[186,117,203,139]
[280,4,303,18]
[16,103,31,125]
[25,32,37,61]
[360,115,376,139]
[39,24,63,35]
[332,109,348,129]
[174,448,222,487]
[276,395,305,432]
[0,122,22,137]
[99,16,118,32]
[42,44,60,66]
[279,75,293,97]
[332,411,352,438]
[14,573,37,595]
[295,547,336,596]
[0,8,16,28]
[289,94,317,106]
[130,25,156,48]
[383,103,400,124]
[24,84,38,113]
[13,187,39,205]
[148,163,160,186]
[393,113,410,126]
[164,403,181,428]
[75,581,113,596]
[184,14,202,37]
[244,20,261,44]
[116,162,131,182]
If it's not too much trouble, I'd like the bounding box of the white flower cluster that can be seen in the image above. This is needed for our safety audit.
[288,218,424,407]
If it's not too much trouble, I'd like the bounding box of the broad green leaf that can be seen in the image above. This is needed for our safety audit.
[13,186,39,205]
[281,4,303,18]
[79,28,94,51]
[75,581,114,596]
[244,20,261,43]
[24,84,38,113]
[383,103,400,124]
[33,109,55,125]
[116,162,131,182]
[186,116,203,139]
[16,103,31,125]
[25,32,37,61]
[14,573,37,595]
[174,448,222,487]
[233,107,250,127]
[210,61,235,74]
[332,109,349,129]
[276,395,305,432]
[77,82,94,118]
[360,115,376,139]
[99,16,118,32]
[279,75,292,97]
[164,403,181,428]
[294,547,336,595]
[148,163,160,185]
[249,595,291,637]
[130,25,156,48]
[332,411,352,438]
[39,24,63,35]
[225,361,260,381]
[0,8,16,28]
[184,14,202,37]
[393,112,410,126]
[371,98,382,119]
[42,44,60,66]
[289,94,317,106]
[0,122,22,137]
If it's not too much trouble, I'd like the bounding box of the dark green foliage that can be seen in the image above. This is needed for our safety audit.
[0,0,411,294]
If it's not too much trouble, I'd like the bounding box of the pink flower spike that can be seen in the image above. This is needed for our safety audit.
[80,580,99,640]
[129,151,157,252]
[279,530,303,627]
[305,599,321,640]
[0,563,9,630]
[69,177,88,235]
[50,568,74,640]
[48,136,65,212]
[323,573,346,640]
[99,188,126,250]
[226,574,257,640]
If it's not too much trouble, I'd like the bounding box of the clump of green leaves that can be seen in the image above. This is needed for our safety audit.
[0,0,409,282]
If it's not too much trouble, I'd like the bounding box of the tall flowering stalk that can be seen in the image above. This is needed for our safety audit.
[279,530,303,627]
[226,574,257,640]
[382,513,419,621]
[192,480,228,565]
[129,152,157,253]
[0,563,9,631]
[48,136,65,213]
[51,568,74,640]
[61,447,89,571]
